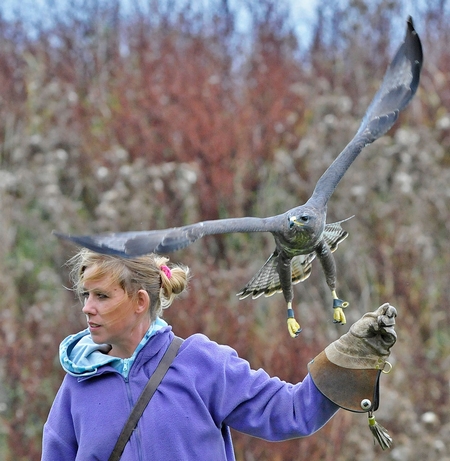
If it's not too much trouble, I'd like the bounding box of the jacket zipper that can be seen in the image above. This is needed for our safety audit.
[124,359,144,461]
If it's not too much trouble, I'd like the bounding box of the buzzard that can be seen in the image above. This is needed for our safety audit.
[55,18,423,337]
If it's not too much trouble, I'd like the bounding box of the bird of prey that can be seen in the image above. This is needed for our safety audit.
[55,18,423,338]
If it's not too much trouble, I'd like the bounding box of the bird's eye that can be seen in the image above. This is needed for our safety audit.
[288,215,310,228]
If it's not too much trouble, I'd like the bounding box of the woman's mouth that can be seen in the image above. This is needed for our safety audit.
[88,322,101,330]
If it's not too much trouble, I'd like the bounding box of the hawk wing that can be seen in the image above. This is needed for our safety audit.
[309,17,423,208]
[237,220,350,299]
[53,215,281,257]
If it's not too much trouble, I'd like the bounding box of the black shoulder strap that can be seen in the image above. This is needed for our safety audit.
[108,336,184,461]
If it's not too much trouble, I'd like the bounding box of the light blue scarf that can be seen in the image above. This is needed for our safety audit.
[59,317,168,379]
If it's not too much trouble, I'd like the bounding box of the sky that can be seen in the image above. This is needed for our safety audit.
[0,0,431,53]
[0,0,320,48]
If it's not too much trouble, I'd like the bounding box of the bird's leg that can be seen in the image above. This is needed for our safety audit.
[287,302,302,338]
[332,290,348,325]
[314,241,348,325]
[278,255,302,338]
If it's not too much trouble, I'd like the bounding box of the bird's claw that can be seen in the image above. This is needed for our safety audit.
[287,317,302,338]
[333,307,347,325]
[331,293,348,325]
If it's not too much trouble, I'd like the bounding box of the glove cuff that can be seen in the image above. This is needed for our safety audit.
[324,339,389,370]
[308,350,381,412]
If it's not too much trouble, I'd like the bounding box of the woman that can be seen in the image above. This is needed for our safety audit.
[42,249,397,460]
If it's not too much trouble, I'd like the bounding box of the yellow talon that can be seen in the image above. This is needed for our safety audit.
[287,304,301,337]
[287,317,301,338]
[331,290,348,324]
[333,307,347,325]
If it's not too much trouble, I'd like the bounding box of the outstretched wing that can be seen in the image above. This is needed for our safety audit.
[309,17,423,208]
[53,215,281,257]
[237,220,349,299]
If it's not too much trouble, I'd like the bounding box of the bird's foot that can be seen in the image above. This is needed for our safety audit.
[287,318,302,338]
[332,292,348,325]
[287,307,302,338]
[333,307,347,325]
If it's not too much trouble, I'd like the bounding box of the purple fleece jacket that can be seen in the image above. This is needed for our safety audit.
[42,327,338,460]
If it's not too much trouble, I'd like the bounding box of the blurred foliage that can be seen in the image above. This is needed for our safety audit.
[0,0,450,459]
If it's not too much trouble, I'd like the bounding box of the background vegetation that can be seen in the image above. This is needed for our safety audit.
[0,0,449,459]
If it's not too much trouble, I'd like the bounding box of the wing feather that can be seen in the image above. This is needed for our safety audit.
[53,215,280,257]
[309,17,423,207]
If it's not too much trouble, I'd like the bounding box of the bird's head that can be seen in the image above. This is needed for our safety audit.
[275,208,325,251]
[286,207,325,242]
[288,213,311,229]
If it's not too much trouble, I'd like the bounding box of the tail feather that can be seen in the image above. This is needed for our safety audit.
[237,252,315,300]
[323,218,351,252]
[237,251,281,299]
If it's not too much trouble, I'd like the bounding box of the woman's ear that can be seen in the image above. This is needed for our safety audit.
[136,289,150,314]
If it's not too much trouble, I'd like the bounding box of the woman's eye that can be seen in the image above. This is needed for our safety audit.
[80,290,108,301]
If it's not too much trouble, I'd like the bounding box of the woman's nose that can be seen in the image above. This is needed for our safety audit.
[82,296,95,315]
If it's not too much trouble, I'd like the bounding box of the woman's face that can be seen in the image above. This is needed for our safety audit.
[81,266,150,358]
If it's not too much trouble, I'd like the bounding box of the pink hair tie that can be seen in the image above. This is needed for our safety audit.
[161,265,172,279]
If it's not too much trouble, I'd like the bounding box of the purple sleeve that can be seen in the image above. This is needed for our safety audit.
[41,376,78,460]
[224,371,339,440]
[182,335,339,441]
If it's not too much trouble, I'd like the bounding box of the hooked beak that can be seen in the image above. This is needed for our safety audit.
[289,216,304,228]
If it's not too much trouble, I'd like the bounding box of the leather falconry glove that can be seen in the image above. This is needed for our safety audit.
[308,303,397,449]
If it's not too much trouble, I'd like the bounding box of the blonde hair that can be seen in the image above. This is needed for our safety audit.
[68,248,189,320]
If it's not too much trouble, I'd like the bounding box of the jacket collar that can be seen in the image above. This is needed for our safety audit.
[59,317,170,379]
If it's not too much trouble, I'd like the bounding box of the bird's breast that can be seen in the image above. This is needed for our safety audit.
[275,230,321,257]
